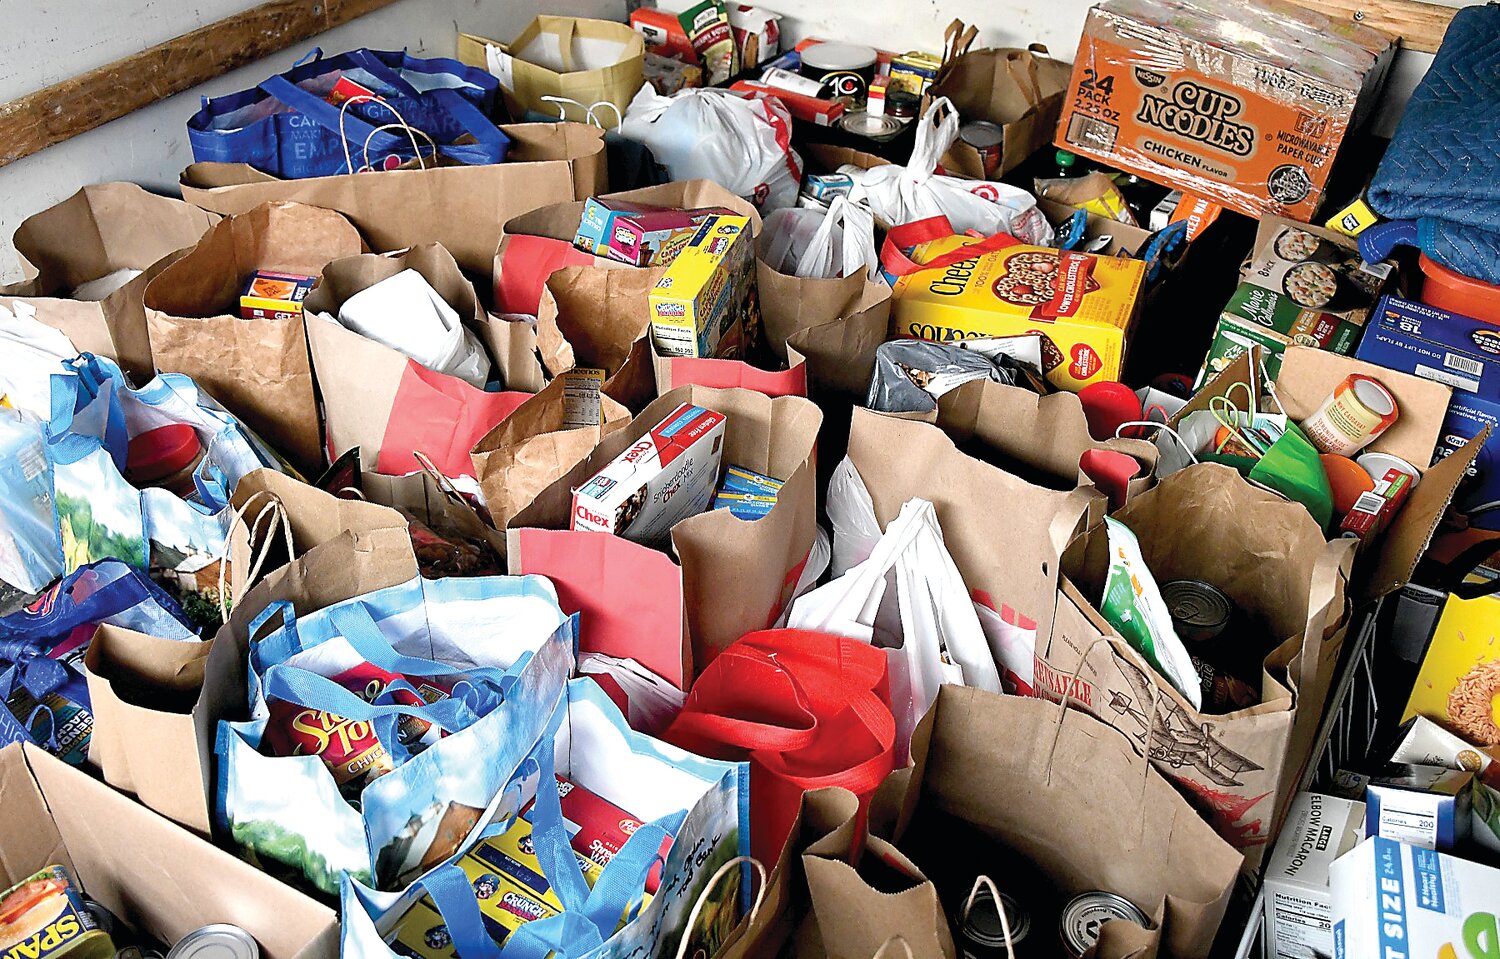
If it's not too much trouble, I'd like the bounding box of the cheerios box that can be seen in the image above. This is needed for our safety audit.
[891,235,1144,391]
[571,403,726,547]
[1330,837,1500,959]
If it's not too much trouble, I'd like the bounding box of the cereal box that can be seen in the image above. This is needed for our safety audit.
[239,270,315,320]
[890,235,1144,391]
[573,199,732,267]
[1401,592,1500,747]
[1330,837,1500,959]
[648,215,758,359]
[542,776,673,895]
[571,403,726,547]
[1055,0,1394,220]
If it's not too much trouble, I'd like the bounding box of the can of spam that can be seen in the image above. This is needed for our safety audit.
[0,866,115,959]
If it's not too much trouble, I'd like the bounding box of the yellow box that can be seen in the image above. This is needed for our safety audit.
[648,214,758,359]
[1402,593,1500,747]
[891,236,1145,391]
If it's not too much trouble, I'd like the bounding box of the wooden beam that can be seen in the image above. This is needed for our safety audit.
[1280,0,1457,53]
[0,0,404,169]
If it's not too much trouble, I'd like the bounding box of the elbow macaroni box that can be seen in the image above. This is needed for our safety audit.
[1262,792,1365,959]
[648,215,758,359]
[890,235,1144,392]
[571,403,726,547]
[1330,837,1500,959]
[1055,1,1394,221]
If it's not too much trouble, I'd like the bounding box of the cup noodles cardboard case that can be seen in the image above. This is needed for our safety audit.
[1055,0,1394,220]
[891,235,1144,391]
[571,403,726,547]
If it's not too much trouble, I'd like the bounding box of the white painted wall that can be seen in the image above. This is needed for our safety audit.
[0,0,626,281]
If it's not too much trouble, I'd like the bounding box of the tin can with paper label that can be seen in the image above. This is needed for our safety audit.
[1301,373,1398,456]
[0,866,114,959]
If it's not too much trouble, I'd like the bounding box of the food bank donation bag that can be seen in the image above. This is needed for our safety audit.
[341,676,751,959]
[664,628,896,866]
[216,572,574,893]
[1046,464,1353,869]
[188,48,506,179]
[145,201,366,472]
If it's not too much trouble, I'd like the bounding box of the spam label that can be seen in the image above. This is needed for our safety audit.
[0,866,108,959]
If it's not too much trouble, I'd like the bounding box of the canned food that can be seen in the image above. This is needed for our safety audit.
[0,866,115,959]
[1059,892,1149,958]
[958,886,1030,958]
[1301,373,1399,456]
[959,121,1005,178]
[1160,579,1233,643]
[838,111,904,141]
[887,91,921,120]
[166,926,259,959]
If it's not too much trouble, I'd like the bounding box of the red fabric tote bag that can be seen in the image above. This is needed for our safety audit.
[663,628,896,865]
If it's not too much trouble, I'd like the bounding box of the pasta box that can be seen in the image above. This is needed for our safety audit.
[1331,837,1500,959]
[891,235,1144,391]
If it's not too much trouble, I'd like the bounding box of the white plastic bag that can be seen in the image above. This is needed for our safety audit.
[790,490,1002,759]
[842,97,1054,243]
[576,651,687,735]
[618,84,802,212]
[333,269,491,388]
[827,455,883,578]
[0,301,77,419]
[760,196,878,280]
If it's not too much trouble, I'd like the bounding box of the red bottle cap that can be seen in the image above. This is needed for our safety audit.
[127,424,202,484]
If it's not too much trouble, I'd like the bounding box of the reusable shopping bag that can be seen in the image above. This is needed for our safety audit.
[618,87,802,212]
[0,559,198,765]
[340,676,751,959]
[664,628,896,866]
[876,687,1242,959]
[216,572,574,893]
[188,48,507,179]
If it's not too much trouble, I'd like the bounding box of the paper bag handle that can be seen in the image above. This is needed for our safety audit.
[963,877,1016,959]
[1006,49,1045,109]
[673,857,768,959]
[871,939,915,959]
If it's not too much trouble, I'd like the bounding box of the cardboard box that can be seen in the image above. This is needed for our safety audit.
[1355,295,1500,396]
[571,403,726,546]
[1437,390,1500,531]
[1402,590,1500,747]
[891,236,1144,391]
[727,4,780,69]
[1262,792,1365,959]
[0,742,336,959]
[239,270,315,320]
[1391,716,1499,786]
[1331,837,1500,959]
[1055,1,1394,220]
[648,214,757,359]
[1362,764,1473,851]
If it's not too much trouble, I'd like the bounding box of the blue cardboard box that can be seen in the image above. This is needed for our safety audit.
[1437,390,1500,530]
[1354,295,1500,397]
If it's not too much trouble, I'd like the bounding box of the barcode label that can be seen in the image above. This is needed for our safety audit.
[1351,491,1386,515]
[1415,363,1480,392]
[1444,352,1484,377]
[1066,114,1118,153]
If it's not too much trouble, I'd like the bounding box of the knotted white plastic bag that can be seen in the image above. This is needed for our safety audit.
[333,269,491,388]
[618,84,802,212]
[843,97,1054,243]
[760,196,879,280]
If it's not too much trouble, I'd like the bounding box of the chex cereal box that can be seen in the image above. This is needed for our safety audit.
[1331,836,1500,959]
[572,403,726,546]
[891,235,1143,391]
[648,215,758,359]
[239,270,315,320]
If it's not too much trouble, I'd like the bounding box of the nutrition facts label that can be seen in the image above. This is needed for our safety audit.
[1374,804,1439,848]
[1270,891,1331,959]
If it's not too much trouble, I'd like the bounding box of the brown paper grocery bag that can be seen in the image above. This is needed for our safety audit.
[925,44,1073,179]
[877,687,1242,959]
[84,624,213,832]
[1045,463,1353,871]
[145,201,364,472]
[509,385,821,676]
[757,268,892,366]
[180,123,606,275]
[784,287,893,404]
[459,19,644,128]
[1,182,218,379]
[469,375,631,532]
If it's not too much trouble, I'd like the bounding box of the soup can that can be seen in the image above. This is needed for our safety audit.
[166,927,259,959]
[959,886,1031,959]
[1301,373,1399,456]
[1059,892,1149,958]
[1159,579,1233,643]
[960,121,1005,179]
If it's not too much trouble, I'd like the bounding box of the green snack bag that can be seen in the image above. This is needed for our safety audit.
[1247,423,1335,530]
[1099,518,1203,710]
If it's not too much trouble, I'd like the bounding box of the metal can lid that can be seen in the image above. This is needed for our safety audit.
[962,887,1031,948]
[839,111,903,138]
[887,91,921,118]
[959,120,1005,149]
[167,926,260,959]
[1060,892,1149,956]
[1160,580,1233,638]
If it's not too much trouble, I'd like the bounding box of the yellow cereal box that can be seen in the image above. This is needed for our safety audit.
[891,236,1145,391]
[1402,593,1500,747]
[648,214,758,359]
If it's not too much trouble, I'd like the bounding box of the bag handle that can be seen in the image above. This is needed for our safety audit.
[260,662,489,736]
[667,644,820,754]
[49,353,129,472]
[674,857,767,959]
[258,74,429,172]
[1006,47,1045,108]
[879,216,1021,278]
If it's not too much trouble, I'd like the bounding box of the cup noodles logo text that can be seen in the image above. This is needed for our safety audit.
[1137,80,1256,158]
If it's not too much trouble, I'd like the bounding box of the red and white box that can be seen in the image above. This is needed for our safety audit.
[571,403,726,546]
